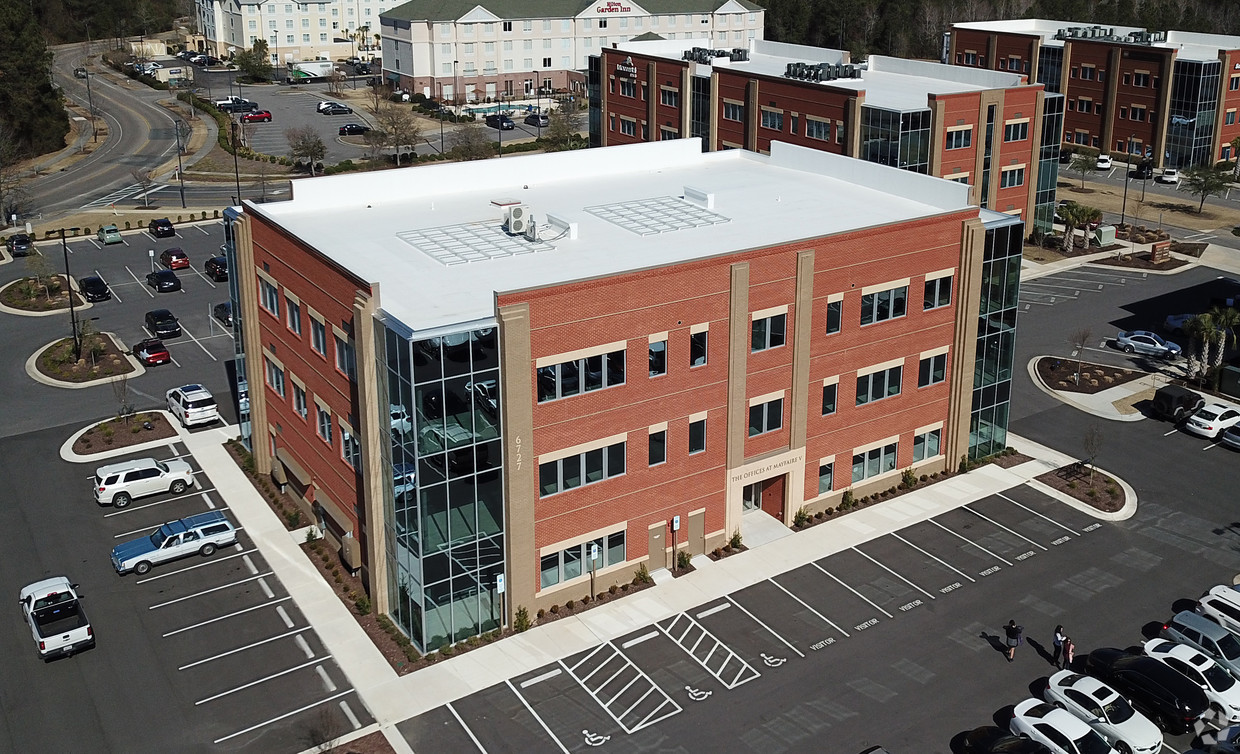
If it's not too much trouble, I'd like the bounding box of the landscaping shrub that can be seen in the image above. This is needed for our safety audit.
[676,550,691,569]
[728,530,743,549]
[514,605,531,631]
[793,507,811,528]
[633,563,653,585]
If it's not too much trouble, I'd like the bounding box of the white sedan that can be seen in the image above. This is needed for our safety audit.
[1096,155,1113,170]
[1043,670,1162,754]
[1184,403,1240,439]
[1010,698,1118,754]
[1143,638,1240,724]
[1155,168,1179,185]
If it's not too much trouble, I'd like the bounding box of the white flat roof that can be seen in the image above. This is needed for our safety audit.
[953,19,1240,61]
[247,140,974,336]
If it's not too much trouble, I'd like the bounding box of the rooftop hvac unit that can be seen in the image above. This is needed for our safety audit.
[505,204,530,235]
[523,217,539,242]
[730,48,748,62]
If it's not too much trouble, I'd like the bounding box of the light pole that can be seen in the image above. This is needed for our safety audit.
[173,118,187,208]
[437,82,445,153]
[230,120,242,205]
[535,69,542,139]
[60,228,81,361]
[453,60,459,121]
[83,22,98,143]
[1120,133,1134,228]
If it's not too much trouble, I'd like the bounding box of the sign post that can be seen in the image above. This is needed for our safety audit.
[589,543,599,598]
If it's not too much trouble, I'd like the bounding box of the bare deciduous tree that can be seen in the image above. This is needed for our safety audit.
[112,374,135,421]
[450,121,495,161]
[285,125,326,175]
[327,68,347,96]
[1082,424,1103,484]
[130,168,153,207]
[1069,327,1092,385]
[543,104,583,152]
[374,103,422,163]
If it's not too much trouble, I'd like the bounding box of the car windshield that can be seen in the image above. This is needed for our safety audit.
[1219,634,1240,660]
[1073,729,1113,754]
[1100,693,1134,723]
[1205,662,1235,690]
[150,527,169,548]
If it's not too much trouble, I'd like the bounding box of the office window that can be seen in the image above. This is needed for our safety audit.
[922,276,952,310]
[806,118,829,141]
[620,79,636,98]
[748,398,783,437]
[648,431,666,466]
[316,405,332,444]
[537,348,626,402]
[539,530,626,588]
[1228,111,1237,126]
[690,330,707,367]
[660,88,680,107]
[286,298,301,335]
[859,285,907,325]
[1003,122,1028,142]
[293,382,307,418]
[760,109,783,131]
[826,300,842,334]
[538,441,626,497]
[723,102,743,121]
[259,278,279,315]
[856,365,902,406]
[1080,65,1094,81]
[751,313,786,352]
[334,335,356,381]
[1133,72,1149,87]
[918,353,947,387]
[818,462,834,494]
[945,129,972,149]
[342,428,360,469]
[620,118,636,137]
[264,358,285,397]
[311,317,327,355]
[660,127,677,141]
[913,429,941,462]
[649,339,667,376]
[852,442,898,483]
[688,418,706,454]
[999,166,1025,188]
[821,383,837,415]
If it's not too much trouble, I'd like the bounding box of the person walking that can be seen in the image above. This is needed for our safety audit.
[1052,625,1067,669]
[1004,620,1023,662]
[1063,636,1075,668]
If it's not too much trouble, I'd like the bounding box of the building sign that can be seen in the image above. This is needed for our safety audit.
[728,450,804,485]
[597,1,632,12]
[615,55,637,78]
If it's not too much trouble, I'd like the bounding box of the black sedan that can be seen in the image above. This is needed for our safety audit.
[204,255,228,281]
[321,104,352,115]
[1085,647,1208,733]
[339,123,371,136]
[213,302,233,327]
[485,114,515,130]
[144,309,181,338]
[146,269,182,293]
[79,276,111,302]
[148,218,176,238]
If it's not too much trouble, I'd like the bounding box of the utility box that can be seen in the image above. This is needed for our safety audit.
[340,535,362,574]
[1093,225,1116,246]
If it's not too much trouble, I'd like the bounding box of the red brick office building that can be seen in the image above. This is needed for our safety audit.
[224,139,1023,651]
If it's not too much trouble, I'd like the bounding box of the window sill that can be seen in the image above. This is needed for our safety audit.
[538,558,632,596]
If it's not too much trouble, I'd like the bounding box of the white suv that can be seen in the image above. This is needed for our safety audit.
[167,384,220,427]
[1199,585,1240,636]
[94,457,195,508]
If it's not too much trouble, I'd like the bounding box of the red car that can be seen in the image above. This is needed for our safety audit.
[241,110,272,123]
[132,338,171,366]
[159,248,189,270]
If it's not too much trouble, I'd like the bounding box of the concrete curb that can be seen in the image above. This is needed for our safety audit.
[1083,254,1199,276]
[58,409,188,463]
[1026,474,1137,522]
[1002,434,1137,521]
[0,275,94,318]
[25,332,146,389]
[1025,355,1146,422]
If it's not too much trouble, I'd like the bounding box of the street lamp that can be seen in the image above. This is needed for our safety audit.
[172,118,187,208]
[453,60,459,122]
[437,82,445,153]
[535,69,542,139]
[230,121,242,205]
[60,228,82,361]
[1120,132,1134,228]
[83,22,98,143]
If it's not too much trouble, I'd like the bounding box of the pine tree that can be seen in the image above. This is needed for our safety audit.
[0,1,70,158]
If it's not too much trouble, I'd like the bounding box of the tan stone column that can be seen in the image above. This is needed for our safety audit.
[234,214,271,476]
[353,287,387,613]
[498,303,534,625]
[944,217,986,464]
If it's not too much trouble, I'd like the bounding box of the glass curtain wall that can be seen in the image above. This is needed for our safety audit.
[1033,94,1064,234]
[1166,59,1220,168]
[979,104,997,209]
[971,215,1023,459]
[690,75,711,148]
[587,55,602,148]
[861,106,931,173]
[222,207,251,450]
[381,319,505,652]
[1037,46,1063,94]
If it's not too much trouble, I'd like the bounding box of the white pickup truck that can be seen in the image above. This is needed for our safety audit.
[19,577,95,661]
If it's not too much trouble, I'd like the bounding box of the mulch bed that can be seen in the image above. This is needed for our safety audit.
[1037,357,1144,395]
[35,333,136,382]
[0,274,83,312]
[329,731,395,754]
[1090,255,1187,271]
[1169,241,1208,258]
[1035,464,1124,513]
[990,451,1034,468]
[72,412,176,454]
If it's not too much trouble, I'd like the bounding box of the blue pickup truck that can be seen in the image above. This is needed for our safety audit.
[111,511,238,575]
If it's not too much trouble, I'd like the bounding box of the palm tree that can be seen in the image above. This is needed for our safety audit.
[1206,305,1240,386]
[1059,202,1102,252]
[1183,313,1215,383]
[1069,153,1096,189]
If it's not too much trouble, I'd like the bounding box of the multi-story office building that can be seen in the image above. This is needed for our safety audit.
[948,19,1240,167]
[196,0,385,64]
[377,0,764,101]
[222,138,1022,652]
[590,39,1062,232]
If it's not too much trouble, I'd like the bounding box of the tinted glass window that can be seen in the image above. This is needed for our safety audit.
[1218,633,1240,660]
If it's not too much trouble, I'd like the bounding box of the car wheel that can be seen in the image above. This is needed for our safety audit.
[134,561,152,575]
[200,543,217,557]
[1122,344,1135,354]
[1115,742,1131,754]
[170,480,188,494]
[113,492,132,508]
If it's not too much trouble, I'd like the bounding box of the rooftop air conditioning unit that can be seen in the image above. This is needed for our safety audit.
[523,217,539,242]
[506,204,530,235]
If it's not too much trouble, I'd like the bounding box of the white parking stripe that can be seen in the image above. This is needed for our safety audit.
[316,665,337,693]
[295,634,314,659]
[891,533,976,582]
[850,547,935,600]
[196,225,212,235]
[962,505,1048,550]
[242,554,259,575]
[93,269,122,303]
[339,701,361,730]
[149,572,274,609]
[125,265,155,297]
[725,595,804,657]
[520,668,561,688]
[995,493,1079,536]
[446,703,487,753]
[163,596,293,636]
[620,631,659,649]
[928,519,1013,566]
[505,679,570,753]
[696,603,730,619]
[134,549,257,582]
[196,656,330,705]
[202,491,215,509]
[811,562,892,618]
[178,627,312,670]
[213,690,354,744]
[178,323,218,361]
[103,488,216,517]
[275,605,295,628]
[258,577,275,598]
[767,578,849,638]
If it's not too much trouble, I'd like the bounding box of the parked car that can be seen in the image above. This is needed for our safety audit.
[212,302,233,327]
[1161,610,1240,679]
[19,576,94,661]
[111,511,237,575]
[241,109,272,123]
[960,726,1051,753]
[166,384,220,428]
[97,225,122,244]
[1115,330,1180,358]
[1222,425,1240,451]
[1142,638,1240,724]
[146,269,182,292]
[204,255,228,281]
[321,103,352,115]
[78,275,111,302]
[159,248,190,270]
[486,113,515,130]
[1184,403,1240,439]
[1156,168,1179,185]
[1149,385,1204,423]
[94,456,194,508]
[6,232,32,256]
[317,101,343,112]
[1096,154,1113,170]
[148,218,175,237]
[1085,647,1209,734]
[1129,163,1154,180]
[339,123,371,135]
[1198,585,1240,636]
[131,338,171,366]
[1043,671,1162,754]
[145,309,181,338]
[1009,698,1118,754]
[524,113,549,127]
[1210,725,1240,753]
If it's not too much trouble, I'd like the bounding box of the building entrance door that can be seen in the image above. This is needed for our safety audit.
[647,523,666,571]
[742,476,786,521]
[742,481,762,512]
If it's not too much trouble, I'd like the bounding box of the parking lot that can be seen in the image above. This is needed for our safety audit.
[231,86,378,164]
